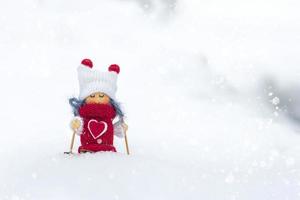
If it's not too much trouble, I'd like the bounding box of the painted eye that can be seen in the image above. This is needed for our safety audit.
[90,94,95,98]
[99,94,105,98]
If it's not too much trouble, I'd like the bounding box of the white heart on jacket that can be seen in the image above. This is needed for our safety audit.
[87,119,108,139]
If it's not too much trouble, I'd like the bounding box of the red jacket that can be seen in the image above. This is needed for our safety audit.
[77,104,117,153]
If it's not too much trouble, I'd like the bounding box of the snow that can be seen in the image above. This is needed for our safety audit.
[272,97,280,105]
[1,0,300,199]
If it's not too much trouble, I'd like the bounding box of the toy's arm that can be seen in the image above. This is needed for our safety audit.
[113,120,128,138]
[70,116,84,135]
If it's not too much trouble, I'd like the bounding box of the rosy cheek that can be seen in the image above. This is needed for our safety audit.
[86,98,95,104]
[102,97,109,104]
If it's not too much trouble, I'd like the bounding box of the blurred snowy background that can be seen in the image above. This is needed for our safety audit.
[1,0,300,199]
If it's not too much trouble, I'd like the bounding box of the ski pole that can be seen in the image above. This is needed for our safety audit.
[122,123,130,155]
[124,130,130,155]
[64,130,76,154]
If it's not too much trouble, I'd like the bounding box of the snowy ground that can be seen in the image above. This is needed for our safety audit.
[1,0,300,199]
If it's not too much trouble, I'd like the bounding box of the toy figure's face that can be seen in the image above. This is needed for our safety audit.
[85,92,110,104]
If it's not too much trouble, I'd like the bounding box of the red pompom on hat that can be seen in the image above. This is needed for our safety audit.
[108,64,120,74]
[81,59,93,68]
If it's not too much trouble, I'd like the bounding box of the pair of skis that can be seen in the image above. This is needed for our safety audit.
[64,125,130,155]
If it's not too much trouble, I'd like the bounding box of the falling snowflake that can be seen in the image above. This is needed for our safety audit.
[225,173,235,184]
[31,172,38,179]
[271,97,280,105]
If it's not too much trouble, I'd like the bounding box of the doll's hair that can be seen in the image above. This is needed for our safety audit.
[68,97,124,119]
[109,97,125,119]
[69,97,84,116]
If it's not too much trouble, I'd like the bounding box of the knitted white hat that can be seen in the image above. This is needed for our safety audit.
[77,59,120,101]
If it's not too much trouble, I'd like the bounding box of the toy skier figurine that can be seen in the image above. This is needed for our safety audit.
[67,59,129,154]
